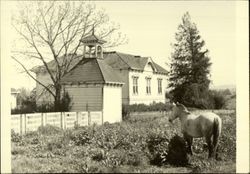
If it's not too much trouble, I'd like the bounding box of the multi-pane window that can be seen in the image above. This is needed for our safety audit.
[158,79,162,94]
[132,77,138,95]
[146,78,151,95]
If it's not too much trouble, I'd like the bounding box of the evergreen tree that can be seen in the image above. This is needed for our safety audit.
[168,12,212,108]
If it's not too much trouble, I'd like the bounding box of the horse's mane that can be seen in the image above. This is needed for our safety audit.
[176,103,191,114]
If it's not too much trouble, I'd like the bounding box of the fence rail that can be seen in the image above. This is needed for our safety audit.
[11,111,102,135]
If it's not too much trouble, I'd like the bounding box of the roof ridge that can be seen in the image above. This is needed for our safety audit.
[96,59,106,82]
[115,52,131,69]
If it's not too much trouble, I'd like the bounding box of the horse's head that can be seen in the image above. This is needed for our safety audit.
[168,102,189,123]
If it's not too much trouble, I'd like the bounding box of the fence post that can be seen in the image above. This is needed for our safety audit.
[24,114,27,134]
[102,110,104,125]
[61,112,65,130]
[20,114,23,135]
[76,112,79,126]
[41,113,44,127]
[88,111,91,126]
[64,113,67,129]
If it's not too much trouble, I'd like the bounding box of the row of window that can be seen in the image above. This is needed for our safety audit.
[132,77,162,95]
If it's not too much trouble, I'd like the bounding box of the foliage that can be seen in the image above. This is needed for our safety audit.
[11,88,36,114]
[168,12,212,107]
[11,129,22,143]
[166,135,189,166]
[58,92,72,112]
[11,110,236,173]
[147,132,170,165]
[122,104,130,121]
[209,90,226,109]
[37,124,62,135]
[12,1,127,111]
[123,102,172,114]
[70,128,91,146]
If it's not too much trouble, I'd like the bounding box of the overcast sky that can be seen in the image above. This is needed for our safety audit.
[9,1,241,90]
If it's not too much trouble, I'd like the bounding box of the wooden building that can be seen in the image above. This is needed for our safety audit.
[60,32,124,123]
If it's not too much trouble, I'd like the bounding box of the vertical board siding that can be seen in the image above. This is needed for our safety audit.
[65,86,103,111]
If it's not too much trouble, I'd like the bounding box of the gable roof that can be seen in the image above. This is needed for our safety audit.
[31,54,83,74]
[60,58,123,85]
[103,52,168,74]
[31,52,168,75]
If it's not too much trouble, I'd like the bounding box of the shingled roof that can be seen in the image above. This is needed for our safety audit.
[31,52,168,75]
[80,34,106,44]
[103,52,168,74]
[60,58,124,85]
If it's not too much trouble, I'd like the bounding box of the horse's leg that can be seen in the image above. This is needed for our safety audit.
[206,136,213,158]
[184,133,193,155]
[212,121,220,160]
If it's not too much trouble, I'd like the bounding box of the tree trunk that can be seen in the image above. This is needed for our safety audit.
[54,85,62,112]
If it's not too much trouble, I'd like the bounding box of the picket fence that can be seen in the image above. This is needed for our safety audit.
[11,111,103,135]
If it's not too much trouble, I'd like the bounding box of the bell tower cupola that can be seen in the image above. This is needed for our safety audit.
[80,27,106,59]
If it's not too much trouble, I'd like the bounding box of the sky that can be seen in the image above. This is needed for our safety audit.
[8,1,239,90]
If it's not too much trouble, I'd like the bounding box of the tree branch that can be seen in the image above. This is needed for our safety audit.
[12,56,55,97]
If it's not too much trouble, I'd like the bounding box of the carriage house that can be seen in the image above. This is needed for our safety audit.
[31,32,168,118]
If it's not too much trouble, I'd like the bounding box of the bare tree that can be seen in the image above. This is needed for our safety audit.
[11,1,127,111]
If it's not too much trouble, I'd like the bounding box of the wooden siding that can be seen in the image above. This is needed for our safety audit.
[65,85,103,111]
[103,85,122,123]
[36,72,54,105]
[128,70,167,105]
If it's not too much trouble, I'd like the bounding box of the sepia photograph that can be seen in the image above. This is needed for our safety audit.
[1,0,249,173]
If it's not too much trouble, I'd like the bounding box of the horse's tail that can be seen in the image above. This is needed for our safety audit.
[213,117,221,154]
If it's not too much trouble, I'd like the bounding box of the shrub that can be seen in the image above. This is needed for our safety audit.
[59,92,72,112]
[147,132,170,166]
[166,135,189,166]
[122,104,130,121]
[12,88,37,114]
[122,102,172,115]
[36,103,54,113]
[209,90,226,109]
[37,124,62,135]
[47,139,63,151]
[70,128,91,146]
[11,130,22,143]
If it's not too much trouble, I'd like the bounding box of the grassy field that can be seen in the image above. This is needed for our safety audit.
[11,110,236,173]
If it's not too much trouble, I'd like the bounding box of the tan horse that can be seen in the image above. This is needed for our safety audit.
[168,102,222,159]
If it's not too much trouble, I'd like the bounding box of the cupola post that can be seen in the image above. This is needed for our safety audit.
[80,27,106,59]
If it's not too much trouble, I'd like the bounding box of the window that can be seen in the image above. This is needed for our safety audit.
[146,78,151,95]
[158,79,162,94]
[132,77,138,95]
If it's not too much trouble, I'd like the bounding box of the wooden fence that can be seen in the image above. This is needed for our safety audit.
[11,111,102,135]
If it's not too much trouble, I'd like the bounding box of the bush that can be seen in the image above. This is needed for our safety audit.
[59,92,72,112]
[37,124,62,135]
[11,130,22,143]
[166,135,189,166]
[122,104,130,121]
[70,129,91,146]
[122,102,171,115]
[170,83,227,109]
[209,90,226,109]
[147,132,170,166]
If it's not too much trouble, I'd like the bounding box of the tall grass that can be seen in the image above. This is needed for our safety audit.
[11,110,236,173]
